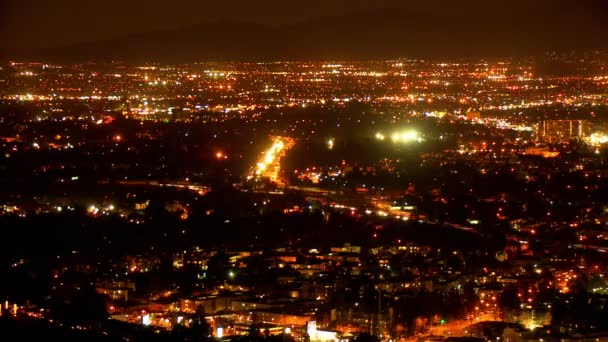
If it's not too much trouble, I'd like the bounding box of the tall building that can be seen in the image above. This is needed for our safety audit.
[536,120,591,144]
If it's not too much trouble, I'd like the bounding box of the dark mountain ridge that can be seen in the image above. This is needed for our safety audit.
[14,5,608,62]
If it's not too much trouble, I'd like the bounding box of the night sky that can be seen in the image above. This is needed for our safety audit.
[1,0,607,60]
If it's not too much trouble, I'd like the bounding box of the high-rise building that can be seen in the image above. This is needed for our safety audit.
[536,120,591,143]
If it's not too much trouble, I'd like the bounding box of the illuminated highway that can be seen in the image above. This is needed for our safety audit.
[249,136,295,185]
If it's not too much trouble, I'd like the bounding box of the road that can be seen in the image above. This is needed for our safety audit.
[249,136,295,184]
[403,311,499,342]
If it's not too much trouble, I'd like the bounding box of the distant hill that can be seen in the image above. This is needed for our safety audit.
[22,6,608,62]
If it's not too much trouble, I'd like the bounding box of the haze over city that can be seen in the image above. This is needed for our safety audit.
[1,0,608,60]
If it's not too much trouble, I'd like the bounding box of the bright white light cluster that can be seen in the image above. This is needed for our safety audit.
[375,130,422,143]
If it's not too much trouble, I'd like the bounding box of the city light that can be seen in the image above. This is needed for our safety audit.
[400,130,418,142]
[5,56,608,342]
[251,136,295,183]
[589,132,608,145]
[381,130,422,143]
